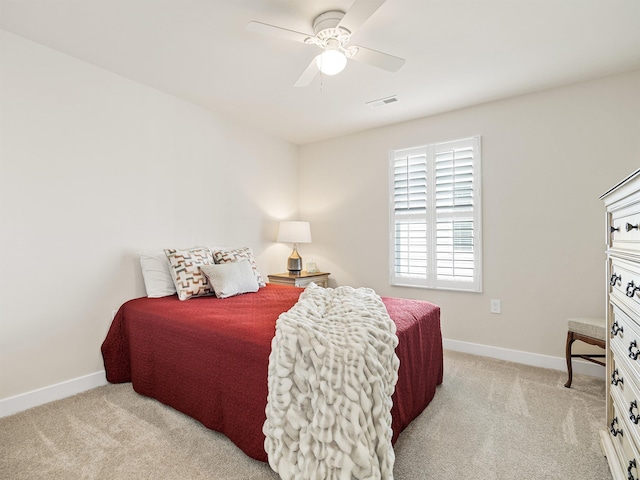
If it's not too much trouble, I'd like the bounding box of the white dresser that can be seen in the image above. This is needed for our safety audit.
[601,168,640,480]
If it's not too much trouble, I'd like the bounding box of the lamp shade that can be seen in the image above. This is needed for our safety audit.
[316,49,347,75]
[277,221,312,244]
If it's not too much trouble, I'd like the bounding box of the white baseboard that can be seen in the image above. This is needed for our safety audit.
[0,370,107,418]
[443,338,606,379]
[0,340,605,418]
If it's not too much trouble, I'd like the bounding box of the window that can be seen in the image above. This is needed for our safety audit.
[389,136,482,292]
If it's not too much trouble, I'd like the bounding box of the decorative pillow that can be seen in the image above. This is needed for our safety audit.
[139,251,176,298]
[164,248,215,300]
[212,247,266,287]
[200,260,259,298]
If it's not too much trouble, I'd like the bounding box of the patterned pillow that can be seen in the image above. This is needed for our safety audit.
[212,247,266,287]
[164,247,215,300]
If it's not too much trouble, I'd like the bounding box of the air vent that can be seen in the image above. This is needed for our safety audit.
[366,95,398,108]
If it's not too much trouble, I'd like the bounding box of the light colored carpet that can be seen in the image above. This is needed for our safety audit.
[0,350,612,479]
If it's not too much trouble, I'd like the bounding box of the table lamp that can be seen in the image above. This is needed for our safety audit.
[277,221,311,274]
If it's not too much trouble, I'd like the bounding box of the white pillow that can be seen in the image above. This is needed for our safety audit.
[139,251,176,298]
[200,260,259,298]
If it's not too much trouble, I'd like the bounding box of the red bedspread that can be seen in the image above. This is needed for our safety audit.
[101,284,442,462]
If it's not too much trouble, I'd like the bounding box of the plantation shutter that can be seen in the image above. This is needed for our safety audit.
[392,147,428,282]
[390,137,482,292]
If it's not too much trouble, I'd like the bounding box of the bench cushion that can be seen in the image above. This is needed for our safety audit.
[568,317,606,341]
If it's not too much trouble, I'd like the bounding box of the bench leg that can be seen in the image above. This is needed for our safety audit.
[564,331,575,388]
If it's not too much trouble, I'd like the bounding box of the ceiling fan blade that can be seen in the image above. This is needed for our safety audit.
[338,0,387,33]
[350,45,405,72]
[294,57,320,87]
[246,21,311,44]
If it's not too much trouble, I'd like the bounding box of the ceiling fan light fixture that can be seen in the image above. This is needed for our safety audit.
[247,1,406,87]
[316,49,347,75]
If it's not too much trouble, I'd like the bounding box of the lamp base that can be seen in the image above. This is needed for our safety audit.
[287,244,302,275]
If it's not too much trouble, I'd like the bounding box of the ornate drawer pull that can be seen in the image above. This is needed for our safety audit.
[612,321,624,336]
[611,417,623,436]
[611,273,622,286]
[629,459,637,480]
[630,340,640,360]
[627,281,640,298]
[611,225,620,233]
[612,368,624,386]
[631,400,640,425]
[627,223,639,232]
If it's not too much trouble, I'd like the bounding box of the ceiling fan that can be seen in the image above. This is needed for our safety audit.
[247,0,405,87]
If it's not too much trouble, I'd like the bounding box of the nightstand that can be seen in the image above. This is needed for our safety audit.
[267,271,330,288]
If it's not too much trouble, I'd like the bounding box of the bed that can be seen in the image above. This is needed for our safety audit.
[101,283,442,462]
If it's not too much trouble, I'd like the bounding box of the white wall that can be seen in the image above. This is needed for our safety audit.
[2,27,637,407]
[299,70,640,359]
[0,31,299,400]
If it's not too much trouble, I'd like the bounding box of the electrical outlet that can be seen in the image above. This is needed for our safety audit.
[490,299,501,314]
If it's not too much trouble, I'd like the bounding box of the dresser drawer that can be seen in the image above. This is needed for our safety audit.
[609,200,640,254]
[611,257,640,318]
[609,402,640,480]
[611,352,640,449]
[611,305,640,384]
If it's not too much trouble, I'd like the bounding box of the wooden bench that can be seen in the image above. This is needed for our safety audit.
[564,317,606,388]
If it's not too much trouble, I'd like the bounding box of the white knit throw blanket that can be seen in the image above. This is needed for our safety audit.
[263,284,400,480]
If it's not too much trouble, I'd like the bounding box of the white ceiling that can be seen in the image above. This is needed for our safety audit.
[1,0,639,145]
